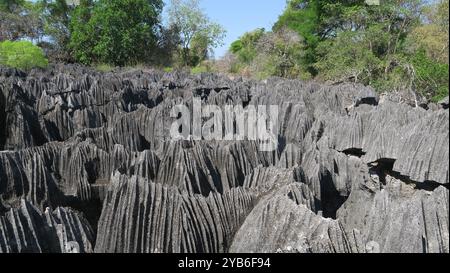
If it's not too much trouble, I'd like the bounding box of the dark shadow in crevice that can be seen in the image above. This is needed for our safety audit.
[138,134,151,151]
[0,90,6,150]
[277,135,287,155]
[415,180,448,191]
[369,158,445,191]
[214,87,230,93]
[355,97,378,107]
[22,104,48,147]
[319,169,347,219]
[293,166,307,183]
[195,88,212,101]
[316,121,325,142]
[84,159,100,185]
[369,158,396,185]
[45,170,103,243]
[242,94,252,109]
[61,195,103,242]
[341,148,366,158]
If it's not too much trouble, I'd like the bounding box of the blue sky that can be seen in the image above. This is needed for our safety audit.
[162,0,287,58]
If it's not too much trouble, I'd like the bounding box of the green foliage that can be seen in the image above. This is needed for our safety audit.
[69,0,163,66]
[37,0,74,61]
[274,0,319,44]
[189,33,209,66]
[230,28,264,64]
[95,63,114,72]
[273,0,423,74]
[315,30,382,85]
[226,0,448,101]
[0,0,43,42]
[313,0,448,100]
[0,0,25,12]
[167,0,226,66]
[409,0,449,64]
[406,0,449,102]
[152,25,182,67]
[273,0,321,73]
[0,0,447,103]
[190,65,209,74]
[191,59,215,74]
[228,28,308,79]
[67,0,93,64]
[410,49,449,102]
[0,40,48,70]
[259,29,306,79]
[229,40,243,54]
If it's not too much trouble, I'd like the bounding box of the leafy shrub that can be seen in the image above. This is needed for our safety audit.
[229,28,308,79]
[191,64,210,75]
[411,50,449,102]
[95,63,114,72]
[230,28,265,64]
[69,0,163,66]
[0,40,48,70]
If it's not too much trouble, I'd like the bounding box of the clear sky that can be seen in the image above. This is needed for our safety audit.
[162,0,288,58]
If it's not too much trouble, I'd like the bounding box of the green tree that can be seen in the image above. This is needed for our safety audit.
[189,33,208,66]
[406,0,449,101]
[315,30,380,84]
[67,0,94,64]
[228,0,448,101]
[252,28,306,79]
[167,0,226,66]
[409,0,448,64]
[313,0,448,100]
[273,0,322,74]
[69,0,163,66]
[0,0,43,42]
[230,28,265,64]
[229,28,307,79]
[0,40,48,70]
[38,0,74,61]
[273,0,424,73]
[0,0,25,12]
[409,49,448,102]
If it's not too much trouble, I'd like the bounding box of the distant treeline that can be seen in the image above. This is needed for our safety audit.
[0,0,448,102]
[0,0,225,68]
[227,0,449,102]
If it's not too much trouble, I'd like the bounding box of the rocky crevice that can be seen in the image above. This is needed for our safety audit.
[0,88,6,150]
[0,65,448,253]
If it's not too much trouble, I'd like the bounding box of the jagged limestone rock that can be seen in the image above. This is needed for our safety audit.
[229,187,365,253]
[0,65,448,253]
[95,172,256,253]
[0,199,94,253]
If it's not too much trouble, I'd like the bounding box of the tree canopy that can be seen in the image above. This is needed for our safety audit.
[0,0,447,102]
[69,0,163,66]
[0,40,48,70]
[229,0,449,102]
[167,0,226,66]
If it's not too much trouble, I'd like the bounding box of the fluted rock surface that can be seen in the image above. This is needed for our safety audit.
[337,174,449,253]
[229,190,365,253]
[0,64,448,253]
[0,199,94,253]
[95,172,256,253]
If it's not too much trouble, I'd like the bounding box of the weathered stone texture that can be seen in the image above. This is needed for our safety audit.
[0,65,448,253]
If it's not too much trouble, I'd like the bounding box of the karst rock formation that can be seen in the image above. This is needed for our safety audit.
[0,64,448,253]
